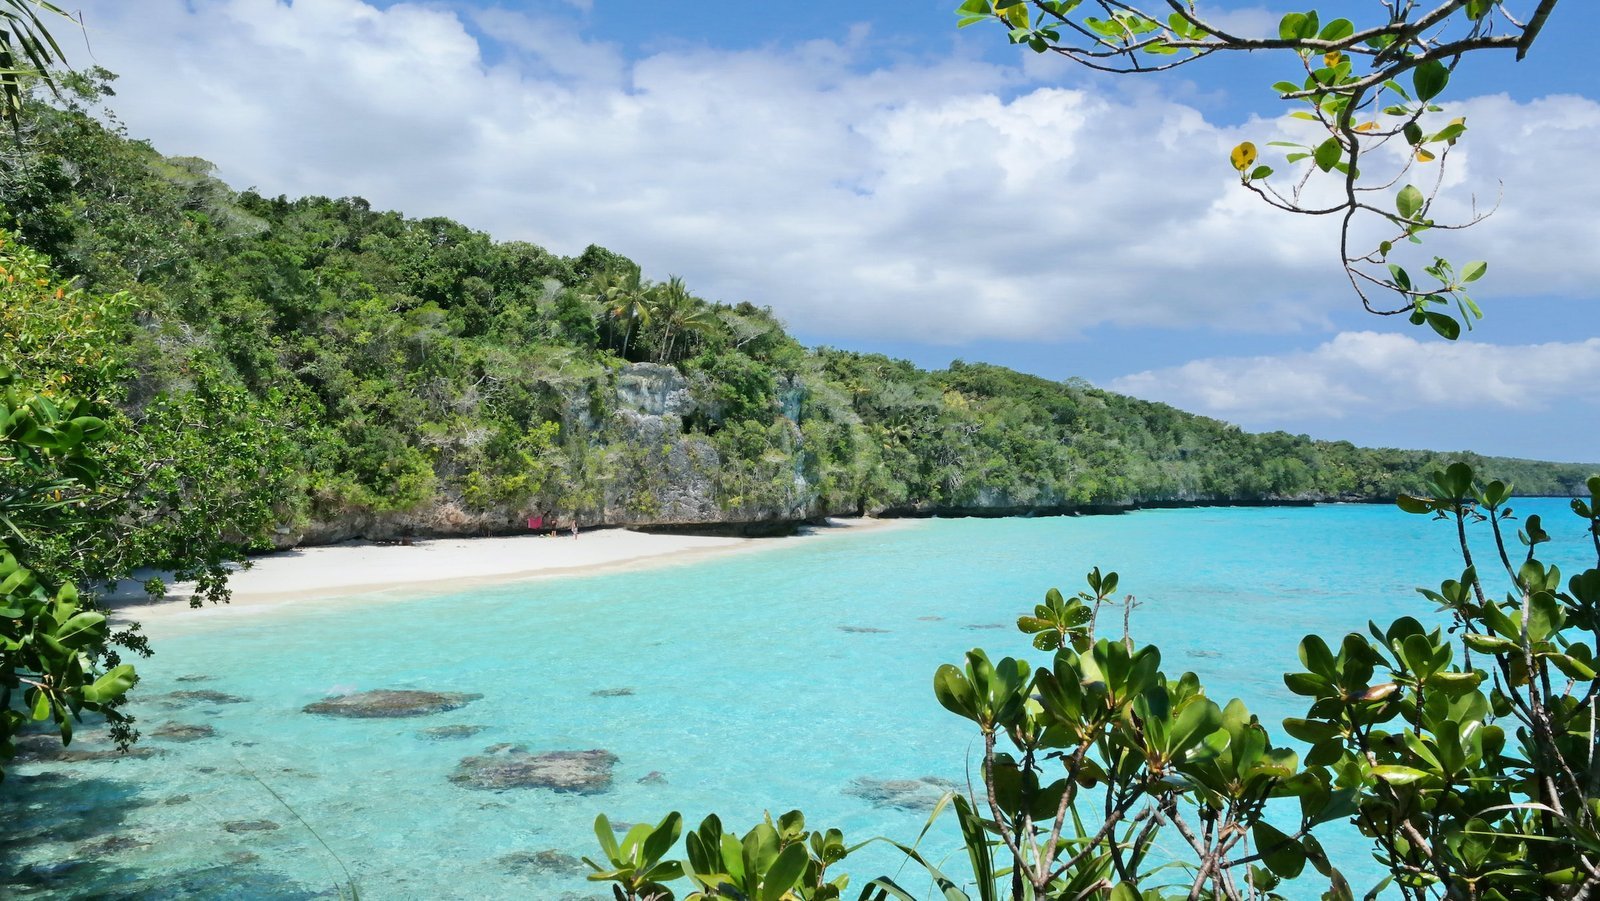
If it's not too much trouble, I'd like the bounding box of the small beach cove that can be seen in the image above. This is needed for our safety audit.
[6,501,1593,899]
[109,517,907,627]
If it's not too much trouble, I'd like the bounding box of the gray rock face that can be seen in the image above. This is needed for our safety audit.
[271,361,833,547]
[970,486,1063,510]
[845,776,960,810]
[78,835,151,856]
[303,689,483,718]
[449,745,618,793]
[777,373,806,423]
[603,409,724,524]
[616,363,696,417]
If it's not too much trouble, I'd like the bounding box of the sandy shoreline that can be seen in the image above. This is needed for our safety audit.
[109,517,904,623]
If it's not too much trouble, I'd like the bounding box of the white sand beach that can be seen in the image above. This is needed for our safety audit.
[109,518,902,622]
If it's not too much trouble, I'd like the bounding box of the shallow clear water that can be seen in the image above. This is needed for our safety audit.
[4,500,1593,899]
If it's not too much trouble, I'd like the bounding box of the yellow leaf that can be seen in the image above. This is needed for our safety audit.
[1353,121,1378,133]
[1323,51,1342,68]
[1230,141,1258,172]
[1416,148,1436,162]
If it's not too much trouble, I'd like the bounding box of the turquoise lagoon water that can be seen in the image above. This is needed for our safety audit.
[4,499,1595,899]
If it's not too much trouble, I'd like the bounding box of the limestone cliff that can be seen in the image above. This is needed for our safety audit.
[278,363,830,546]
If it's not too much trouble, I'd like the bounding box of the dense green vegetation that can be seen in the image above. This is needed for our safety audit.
[1,219,299,773]
[0,73,1589,562]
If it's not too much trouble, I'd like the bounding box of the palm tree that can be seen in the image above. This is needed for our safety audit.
[649,275,719,363]
[580,266,652,361]
[578,268,621,349]
[1,1,73,136]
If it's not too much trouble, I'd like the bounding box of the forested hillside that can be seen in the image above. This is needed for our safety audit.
[2,74,1591,553]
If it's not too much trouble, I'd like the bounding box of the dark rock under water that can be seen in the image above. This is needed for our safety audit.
[302,689,483,718]
[449,745,618,793]
[222,820,281,834]
[9,858,89,888]
[55,859,324,900]
[11,732,162,764]
[151,722,217,742]
[159,689,250,707]
[845,775,961,810]
[500,849,586,875]
[417,724,489,740]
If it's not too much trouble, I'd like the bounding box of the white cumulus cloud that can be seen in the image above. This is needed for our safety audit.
[56,0,1600,345]
[1110,332,1600,422]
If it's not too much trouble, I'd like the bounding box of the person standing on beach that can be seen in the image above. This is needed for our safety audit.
[571,520,579,539]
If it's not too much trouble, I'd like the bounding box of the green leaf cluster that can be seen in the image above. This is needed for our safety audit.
[0,257,141,775]
[585,809,855,901]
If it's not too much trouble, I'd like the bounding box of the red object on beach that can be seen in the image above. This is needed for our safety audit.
[529,515,543,530]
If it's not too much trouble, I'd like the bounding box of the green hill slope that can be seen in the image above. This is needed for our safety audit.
[2,77,1592,546]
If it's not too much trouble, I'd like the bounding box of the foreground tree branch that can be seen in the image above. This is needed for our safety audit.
[958,0,1564,338]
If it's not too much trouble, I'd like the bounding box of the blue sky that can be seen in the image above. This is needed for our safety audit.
[450,1,1598,109]
[68,1,1600,462]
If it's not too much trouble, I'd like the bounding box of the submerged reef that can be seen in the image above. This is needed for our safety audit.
[845,775,960,810]
[449,745,618,793]
[303,689,483,718]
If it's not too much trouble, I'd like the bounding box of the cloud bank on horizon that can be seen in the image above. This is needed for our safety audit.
[1113,332,1600,420]
[61,0,1600,457]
